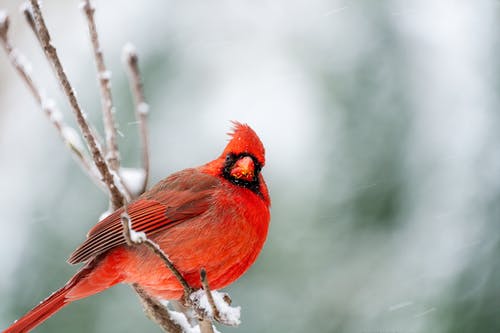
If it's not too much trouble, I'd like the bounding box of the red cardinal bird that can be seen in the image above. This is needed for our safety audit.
[4,122,270,333]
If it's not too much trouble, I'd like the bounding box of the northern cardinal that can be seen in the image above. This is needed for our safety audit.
[4,122,270,333]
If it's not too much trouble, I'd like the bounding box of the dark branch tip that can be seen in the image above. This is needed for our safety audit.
[0,10,10,37]
[200,268,207,281]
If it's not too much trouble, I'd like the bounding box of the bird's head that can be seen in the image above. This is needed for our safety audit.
[203,122,268,202]
[222,121,265,166]
[221,121,265,187]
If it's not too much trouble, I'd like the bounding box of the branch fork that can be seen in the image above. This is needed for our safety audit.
[121,212,240,332]
[1,2,240,332]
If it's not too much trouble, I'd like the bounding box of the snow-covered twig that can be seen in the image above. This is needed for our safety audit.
[3,3,241,332]
[120,211,201,333]
[120,212,230,333]
[196,270,241,327]
[200,269,219,326]
[20,3,40,44]
[120,211,193,298]
[0,9,103,189]
[123,43,150,195]
[28,0,125,209]
[133,284,184,333]
[80,0,121,175]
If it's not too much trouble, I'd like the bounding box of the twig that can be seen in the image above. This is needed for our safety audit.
[121,211,198,332]
[0,10,38,104]
[80,0,121,173]
[29,0,126,209]
[200,269,220,324]
[133,284,183,333]
[195,269,240,327]
[199,319,216,333]
[0,9,102,188]
[4,4,238,332]
[20,3,40,43]
[123,43,150,194]
[21,2,108,156]
[120,212,193,299]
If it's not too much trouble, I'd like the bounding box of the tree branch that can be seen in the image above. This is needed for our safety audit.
[120,211,193,333]
[120,211,193,299]
[20,3,40,43]
[80,0,121,173]
[123,43,150,195]
[120,211,225,333]
[3,3,241,332]
[0,9,103,189]
[28,0,126,209]
[132,284,183,333]
[200,269,220,324]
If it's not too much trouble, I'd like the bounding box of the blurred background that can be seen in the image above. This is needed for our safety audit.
[1,0,500,332]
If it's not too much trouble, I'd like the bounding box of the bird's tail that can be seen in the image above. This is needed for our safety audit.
[3,256,120,333]
[3,283,71,333]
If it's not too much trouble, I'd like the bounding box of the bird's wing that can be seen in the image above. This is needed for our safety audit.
[68,170,217,264]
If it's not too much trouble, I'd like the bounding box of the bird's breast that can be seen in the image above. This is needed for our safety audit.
[122,183,270,299]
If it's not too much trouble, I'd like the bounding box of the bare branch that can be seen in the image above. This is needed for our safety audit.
[20,3,40,44]
[132,284,183,333]
[4,4,240,332]
[80,0,121,173]
[1,10,38,104]
[0,9,103,188]
[193,271,241,327]
[28,0,126,209]
[120,212,193,299]
[121,211,199,332]
[200,269,220,324]
[123,43,150,194]
[199,319,216,333]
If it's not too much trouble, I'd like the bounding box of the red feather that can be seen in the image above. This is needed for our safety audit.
[4,123,270,333]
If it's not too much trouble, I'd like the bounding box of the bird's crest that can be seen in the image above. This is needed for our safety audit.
[223,122,266,166]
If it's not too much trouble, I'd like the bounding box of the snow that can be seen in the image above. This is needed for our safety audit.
[122,42,137,63]
[119,167,146,196]
[413,307,436,318]
[0,10,7,28]
[137,102,149,115]
[49,108,63,123]
[98,209,112,221]
[78,0,95,11]
[41,97,56,110]
[170,310,200,333]
[41,98,63,123]
[190,289,241,326]
[170,310,221,333]
[18,2,31,14]
[129,228,146,243]
[388,301,413,312]
[99,70,112,81]
[10,49,33,74]
[111,169,130,201]
[61,126,85,152]
[123,212,147,243]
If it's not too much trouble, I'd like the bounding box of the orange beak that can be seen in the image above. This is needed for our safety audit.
[230,156,255,181]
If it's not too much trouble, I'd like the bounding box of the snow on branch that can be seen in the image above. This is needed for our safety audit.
[2,2,242,332]
[197,270,241,326]
[123,42,150,195]
[0,9,102,189]
[80,0,121,174]
[121,211,193,298]
[28,0,126,209]
[120,212,240,333]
